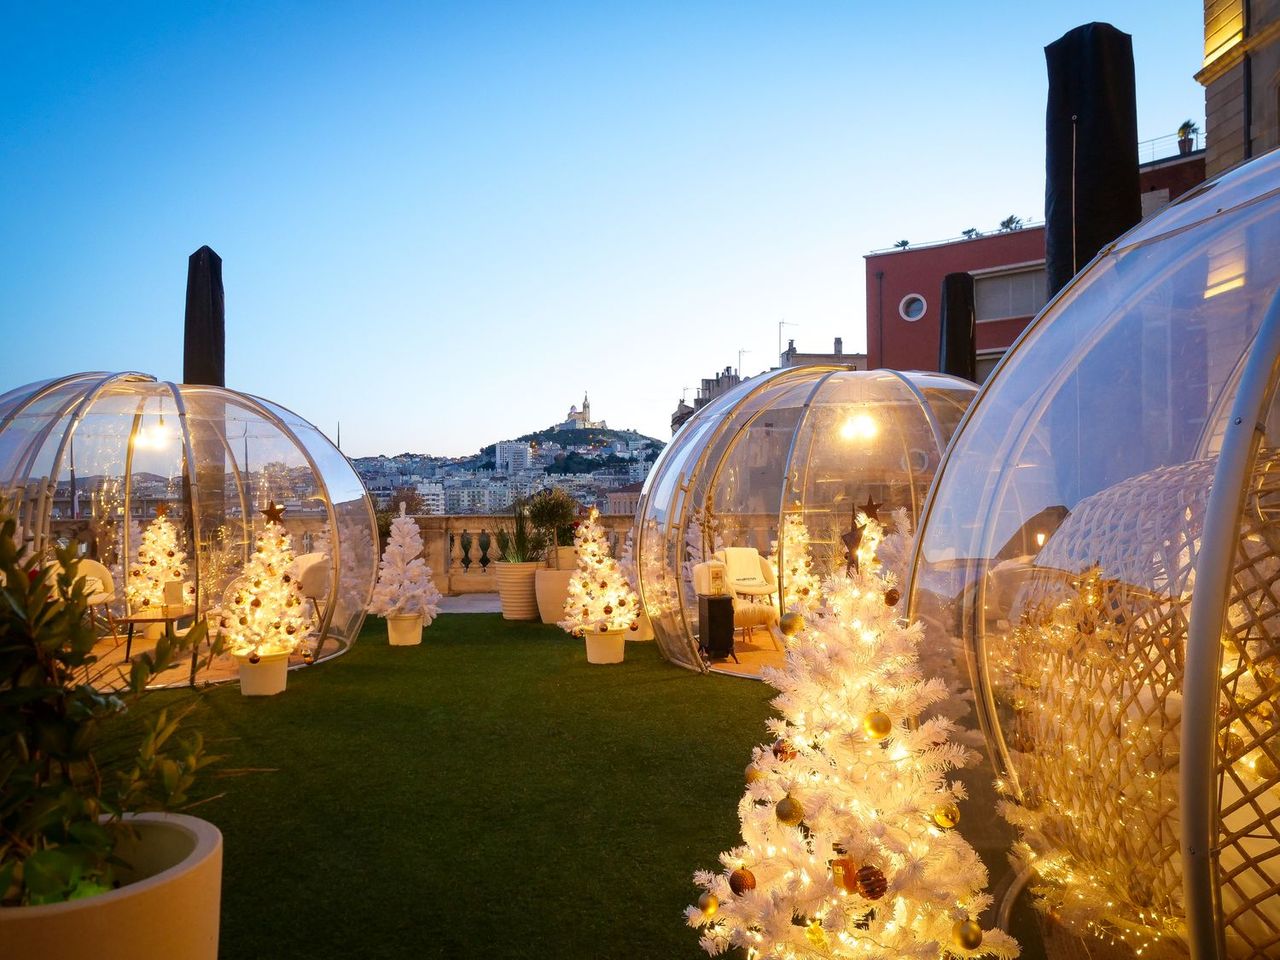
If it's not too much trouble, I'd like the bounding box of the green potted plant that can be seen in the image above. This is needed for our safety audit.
[0,518,223,958]
[492,498,545,620]
[527,488,581,623]
[1178,119,1200,155]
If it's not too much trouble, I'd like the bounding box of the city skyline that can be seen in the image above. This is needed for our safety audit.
[1,3,1204,456]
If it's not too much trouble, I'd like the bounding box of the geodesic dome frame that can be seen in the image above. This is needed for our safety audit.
[0,371,377,682]
[906,149,1280,959]
[636,365,976,672]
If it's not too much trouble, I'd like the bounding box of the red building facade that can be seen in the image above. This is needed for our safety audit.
[866,151,1207,380]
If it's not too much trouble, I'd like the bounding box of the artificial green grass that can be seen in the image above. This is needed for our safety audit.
[134,614,1049,959]
[148,615,775,959]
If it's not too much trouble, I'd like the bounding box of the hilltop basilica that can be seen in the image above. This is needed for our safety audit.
[558,393,607,431]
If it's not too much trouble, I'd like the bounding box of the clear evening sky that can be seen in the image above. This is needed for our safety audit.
[0,2,1203,457]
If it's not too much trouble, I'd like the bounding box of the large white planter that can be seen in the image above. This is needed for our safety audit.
[535,568,574,624]
[585,628,626,664]
[0,813,222,960]
[386,613,424,646]
[236,652,289,696]
[494,561,540,620]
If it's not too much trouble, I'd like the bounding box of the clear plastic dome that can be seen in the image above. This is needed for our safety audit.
[907,149,1280,958]
[0,372,377,686]
[636,365,976,675]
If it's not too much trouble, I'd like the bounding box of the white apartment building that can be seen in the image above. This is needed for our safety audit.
[414,481,445,515]
[495,441,532,474]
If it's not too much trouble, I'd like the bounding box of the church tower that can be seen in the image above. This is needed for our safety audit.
[582,392,591,424]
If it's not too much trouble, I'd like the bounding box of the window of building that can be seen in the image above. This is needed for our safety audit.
[899,293,927,322]
[975,267,1048,322]
[975,350,1005,383]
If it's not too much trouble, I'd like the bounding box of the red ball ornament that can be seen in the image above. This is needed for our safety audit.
[629,622,639,631]
[604,605,613,614]
[286,625,296,634]
[248,652,261,664]
[855,865,887,900]
[283,574,291,583]
[149,559,157,566]
[772,739,797,762]
[251,598,261,608]
[303,652,315,665]
[728,868,756,896]
[884,588,901,607]
[141,598,150,606]
[166,550,174,558]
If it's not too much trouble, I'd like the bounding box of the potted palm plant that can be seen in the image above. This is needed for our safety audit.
[527,487,580,623]
[1178,119,1199,155]
[0,518,224,959]
[493,498,545,620]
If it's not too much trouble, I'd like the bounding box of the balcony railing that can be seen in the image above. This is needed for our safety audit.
[411,513,637,594]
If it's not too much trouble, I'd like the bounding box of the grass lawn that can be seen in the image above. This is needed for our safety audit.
[132,614,1047,959]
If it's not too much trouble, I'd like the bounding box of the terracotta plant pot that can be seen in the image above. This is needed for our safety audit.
[535,568,574,624]
[585,628,626,664]
[386,613,424,646]
[0,812,223,960]
[494,561,540,620]
[236,652,289,696]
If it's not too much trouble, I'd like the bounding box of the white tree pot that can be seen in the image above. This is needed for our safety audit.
[535,568,574,624]
[0,812,222,960]
[585,629,626,664]
[494,561,540,620]
[386,613,424,646]
[236,652,290,696]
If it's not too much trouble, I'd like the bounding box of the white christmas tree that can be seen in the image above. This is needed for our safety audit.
[559,507,640,636]
[368,505,441,623]
[769,511,820,616]
[687,512,1018,960]
[218,501,312,659]
[126,506,193,614]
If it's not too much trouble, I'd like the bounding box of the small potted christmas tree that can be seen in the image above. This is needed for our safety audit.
[126,505,194,639]
[217,501,311,696]
[559,507,639,664]
[369,504,441,645]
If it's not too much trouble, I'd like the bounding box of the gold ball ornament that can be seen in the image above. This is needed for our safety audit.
[862,711,893,741]
[728,868,756,896]
[952,918,983,951]
[804,922,827,947]
[303,652,315,665]
[697,892,719,917]
[931,802,961,829]
[744,762,765,784]
[779,612,805,637]
[1255,750,1279,781]
[775,795,804,826]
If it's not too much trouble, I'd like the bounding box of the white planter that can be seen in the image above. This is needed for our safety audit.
[535,568,574,624]
[494,561,540,620]
[551,545,578,569]
[236,652,289,696]
[386,613,424,646]
[585,628,626,664]
[633,611,655,642]
[0,812,222,960]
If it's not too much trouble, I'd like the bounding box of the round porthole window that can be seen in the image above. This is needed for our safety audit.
[899,294,927,322]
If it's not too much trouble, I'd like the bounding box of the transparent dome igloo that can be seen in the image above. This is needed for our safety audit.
[636,365,976,673]
[907,149,1280,959]
[0,372,377,685]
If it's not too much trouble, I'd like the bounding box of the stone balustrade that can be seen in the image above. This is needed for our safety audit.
[410,513,637,595]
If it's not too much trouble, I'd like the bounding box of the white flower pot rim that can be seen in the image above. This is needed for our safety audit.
[4,813,220,916]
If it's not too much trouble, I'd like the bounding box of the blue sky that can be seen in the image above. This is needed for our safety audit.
[0,2,1204,456]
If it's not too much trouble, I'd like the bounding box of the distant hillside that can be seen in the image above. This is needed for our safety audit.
[478,426,663,458]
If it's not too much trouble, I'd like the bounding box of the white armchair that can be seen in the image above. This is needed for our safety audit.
[712,547,780,647]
